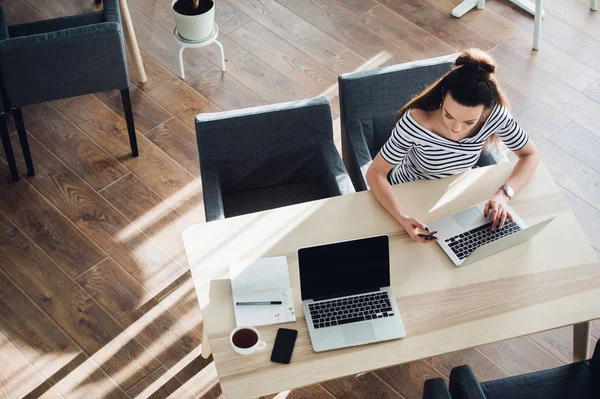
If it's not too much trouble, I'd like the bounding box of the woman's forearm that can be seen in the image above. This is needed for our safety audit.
[367,173,407,225]
[504,152,541,194]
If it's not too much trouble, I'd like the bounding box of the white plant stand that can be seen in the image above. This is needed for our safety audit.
[172,23,225,79]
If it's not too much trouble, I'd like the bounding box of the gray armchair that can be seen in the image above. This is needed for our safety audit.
[0,0,138,179]
[338,54,458,191]
[423,339,600,399]
[195,97,355,222]
[0,100,17,182]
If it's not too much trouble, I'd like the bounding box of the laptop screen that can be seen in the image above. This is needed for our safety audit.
[298,235,390,301]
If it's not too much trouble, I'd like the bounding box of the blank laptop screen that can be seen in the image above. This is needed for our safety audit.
[298,235,390,301]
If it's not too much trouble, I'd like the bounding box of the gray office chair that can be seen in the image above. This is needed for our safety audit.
[0,0,138,178]
[195,97,355,222]
[423,339,600,399]
[338,54,460,191]
[0,100,18,181]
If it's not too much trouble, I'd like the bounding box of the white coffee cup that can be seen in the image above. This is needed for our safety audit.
[230,326,266,355]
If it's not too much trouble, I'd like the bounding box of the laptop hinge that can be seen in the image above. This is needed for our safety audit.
[311,287,381,302]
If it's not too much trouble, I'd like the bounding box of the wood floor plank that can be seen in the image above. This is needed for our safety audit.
[323,0,378,18]
[0,332,61,399]
[497,1,600,74]
[560,187,600,252]
[379,0,495,52]
[261,384,336,399]
[544,0,600,43]
[50,355,129,399]
[529,326,576,365]
[215,0,252,34]
[94,87,171,135]
[194,35,312,104]
[0,267,82,380]
[151,271,204,343]
[24,0,88,18]
[131,52,220,130]
[375,360,446,399]
[491,45,600,136]
[226,0,346,65]
[0,169,106,279]
[431,347,511,382]
[530,133,600,213]
[22,103,128,191]
[478,336,563,375]
[323,49,368,76]
[3,0,46,24]
[4,133,187,297]
[432,0,600,91]
[551,122,600,174]
[144,118,200,178]
[0,287,128,399]
[170,361,221,399]
[357,4,456,60]
[229,21,338,96]
[0,210,161,391]
[60,94,206,224]
[189,66,268,112]
[99,173,192,262]
[321,372,402,399]
[583,78,600,105]
[497,78,571,139]
[129,7,213,81]
[0,268,130,399]
[76,258,202,381]
[127,0,174,32]
[126,365,183,399]
[278,0,414,64]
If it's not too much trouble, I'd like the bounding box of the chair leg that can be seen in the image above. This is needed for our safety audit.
[0,113,19,182]
[12,108,34,177]
[120,88,139,157]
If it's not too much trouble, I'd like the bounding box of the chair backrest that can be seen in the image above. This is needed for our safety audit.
[195,97,335,192]
[0,0,128,108]
[338,54,457,159]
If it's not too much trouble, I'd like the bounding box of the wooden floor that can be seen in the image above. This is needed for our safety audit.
[1,0,600,397]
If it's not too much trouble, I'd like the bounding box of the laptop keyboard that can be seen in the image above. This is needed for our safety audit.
[445,220,521,260]
[308,292,394,329]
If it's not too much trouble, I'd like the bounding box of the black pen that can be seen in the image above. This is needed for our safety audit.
[236,301,283,306]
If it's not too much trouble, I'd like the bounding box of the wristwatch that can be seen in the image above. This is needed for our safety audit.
[500,185,514,200]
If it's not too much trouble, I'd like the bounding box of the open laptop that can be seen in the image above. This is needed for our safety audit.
[298,235,406,353]
[428,200,555,267]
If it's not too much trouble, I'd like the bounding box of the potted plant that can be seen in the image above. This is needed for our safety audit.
[172,0,215,42]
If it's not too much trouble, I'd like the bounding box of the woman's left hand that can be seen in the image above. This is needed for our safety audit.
[484,192,514,229]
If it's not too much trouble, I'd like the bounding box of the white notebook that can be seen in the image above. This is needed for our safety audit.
[230,256,296,327]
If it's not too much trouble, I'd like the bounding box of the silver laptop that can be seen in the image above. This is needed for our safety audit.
[428,200,555,267]
[298,235,406,353]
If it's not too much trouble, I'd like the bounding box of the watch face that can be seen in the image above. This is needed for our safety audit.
[505,186,515,198]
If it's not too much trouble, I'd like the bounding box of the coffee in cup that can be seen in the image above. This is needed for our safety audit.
[230,326,266,355]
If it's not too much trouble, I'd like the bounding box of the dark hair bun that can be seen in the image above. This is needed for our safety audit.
[455,48,496,74]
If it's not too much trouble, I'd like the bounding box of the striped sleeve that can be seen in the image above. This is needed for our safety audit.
[494,108,529,151]
[380,114,414,165]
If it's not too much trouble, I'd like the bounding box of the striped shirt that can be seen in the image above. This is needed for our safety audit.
[380,105,529,184]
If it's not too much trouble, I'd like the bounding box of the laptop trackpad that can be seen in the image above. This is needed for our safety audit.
[453,207,486,230]
[341,323,375,345]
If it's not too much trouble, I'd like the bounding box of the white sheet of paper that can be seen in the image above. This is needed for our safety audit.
[230,256,296,327]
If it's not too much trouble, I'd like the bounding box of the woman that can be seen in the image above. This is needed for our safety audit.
[366,49,540,243]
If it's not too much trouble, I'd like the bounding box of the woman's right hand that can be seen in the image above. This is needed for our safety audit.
[399,217,438,244]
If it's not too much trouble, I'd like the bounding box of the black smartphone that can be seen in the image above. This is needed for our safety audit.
[418,230,438,240]
[270,328,298,364]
